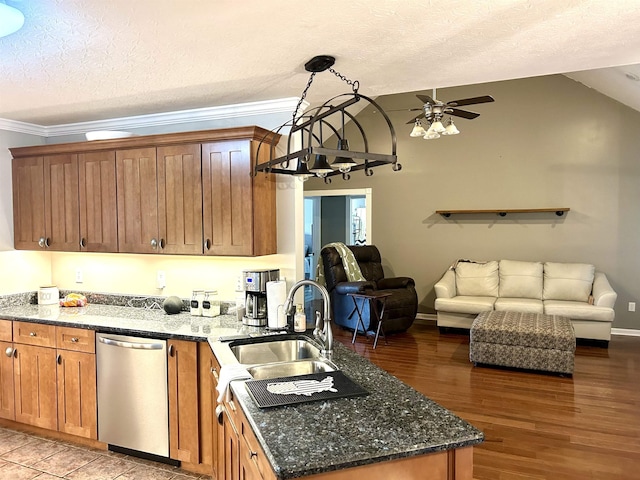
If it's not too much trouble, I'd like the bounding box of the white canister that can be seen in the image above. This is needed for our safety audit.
[190,290,204,316]
[38,286,59,305]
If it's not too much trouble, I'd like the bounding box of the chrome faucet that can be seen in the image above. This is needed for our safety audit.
[284,279,333,358]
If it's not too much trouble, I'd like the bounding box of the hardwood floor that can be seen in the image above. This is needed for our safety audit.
[333,323,640,480]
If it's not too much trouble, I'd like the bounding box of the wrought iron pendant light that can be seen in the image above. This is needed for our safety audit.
[255,55,401,183]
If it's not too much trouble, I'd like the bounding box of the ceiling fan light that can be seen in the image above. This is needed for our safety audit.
[410,120,427,137]
[309,154,335,177]
[442,118,460,136]
[431,119,446,134]
[423,129,440,140]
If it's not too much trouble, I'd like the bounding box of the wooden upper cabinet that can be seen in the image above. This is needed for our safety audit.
[157,144,203,255]
[11,126,279,256]
[202,140,276,256]
[12,156,46,250]
[78,151,118,252]
[116,147,159,254]
[44,154,80,251]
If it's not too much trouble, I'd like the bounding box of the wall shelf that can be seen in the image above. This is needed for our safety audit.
[436,208,570,218]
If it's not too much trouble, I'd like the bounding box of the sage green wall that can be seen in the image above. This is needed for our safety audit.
[306,74,640,330]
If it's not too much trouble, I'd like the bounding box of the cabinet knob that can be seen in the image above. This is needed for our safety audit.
[151,238,158,249]
[250,451,258,459]
[29,332,37,337]
[204,239,211,251]
[168,344,175,357]
[159,238,165,249]
[4,347,13,358]
[80,238,86,248]
[210,366,219,380]
[57,354,62,365]
[71,337,79,343]
[38,237,50,248]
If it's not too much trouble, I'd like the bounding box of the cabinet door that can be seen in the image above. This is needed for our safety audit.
[116,147,159,253]
[168,339,199,463]
[78,151,118,252]
[14,344,57,430]
[44,154,80,251]
[0,341,15,421]
[12,156,46,250]
[198,343,214,469]
[157,144,203,255]
[56,350,97,439]
[223,408,240,480]
[202,141,253,256]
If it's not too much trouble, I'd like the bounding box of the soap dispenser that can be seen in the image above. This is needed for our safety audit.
[294,304,306,332]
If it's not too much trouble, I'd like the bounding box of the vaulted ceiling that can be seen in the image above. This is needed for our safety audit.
[2,0,640,126]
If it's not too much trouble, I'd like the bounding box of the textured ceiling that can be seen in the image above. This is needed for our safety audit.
[2,0,640,126]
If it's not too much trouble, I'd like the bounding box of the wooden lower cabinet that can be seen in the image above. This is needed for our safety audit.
[14,343,58,430]
[0,340,15,421]
[56,349,97,439]
[1,322,98,439]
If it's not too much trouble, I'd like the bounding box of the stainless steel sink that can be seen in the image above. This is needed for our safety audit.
[229,338,321,364]
[247,359,336,380]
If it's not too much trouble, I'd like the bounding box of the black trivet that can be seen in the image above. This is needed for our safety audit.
[245,370,368,408]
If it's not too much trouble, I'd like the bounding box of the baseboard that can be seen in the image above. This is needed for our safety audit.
[611,328,640,337]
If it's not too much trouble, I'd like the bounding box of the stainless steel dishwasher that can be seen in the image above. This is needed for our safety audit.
[96,333,169,458]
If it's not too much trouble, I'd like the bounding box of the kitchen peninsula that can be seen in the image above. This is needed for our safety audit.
[0,299,483,479]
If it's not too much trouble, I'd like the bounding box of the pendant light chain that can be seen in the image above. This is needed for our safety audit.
[292,72,317,123]
[329,67,359,94]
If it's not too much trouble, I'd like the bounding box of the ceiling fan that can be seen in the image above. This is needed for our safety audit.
[405,89,495,138]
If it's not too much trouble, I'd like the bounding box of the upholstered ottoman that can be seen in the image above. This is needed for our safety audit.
[469,311,576,374]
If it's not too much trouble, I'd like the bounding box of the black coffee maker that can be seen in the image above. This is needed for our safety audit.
[242,269,280,326]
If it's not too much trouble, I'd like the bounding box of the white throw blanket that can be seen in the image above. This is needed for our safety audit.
[216,364,252,402]
[316,242,366,287]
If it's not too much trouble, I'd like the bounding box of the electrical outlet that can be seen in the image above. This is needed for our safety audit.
[629,302,636,312]
[157,270,166,289]
[75,268,83,283]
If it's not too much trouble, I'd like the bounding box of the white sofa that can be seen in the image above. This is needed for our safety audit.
[434,260,617,342]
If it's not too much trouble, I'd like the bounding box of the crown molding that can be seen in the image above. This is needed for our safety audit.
[0,97,303,137]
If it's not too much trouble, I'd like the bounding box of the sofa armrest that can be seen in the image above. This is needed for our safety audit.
[592,272,617,308]
[434,269,456,299]
[335,281,377,295]
[378,277,415,290]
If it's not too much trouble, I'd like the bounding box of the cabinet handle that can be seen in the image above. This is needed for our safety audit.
[80,238,86,248]
[57,354,62,365]
[4,347,13,358]
[168,344,175,357]
[250,451,258,459]
[151,238,158,249]
[38,237,50,248]
[204,239,211,250]
[215,405,224,425]
[71,337,79,343]
[29,332,37,337]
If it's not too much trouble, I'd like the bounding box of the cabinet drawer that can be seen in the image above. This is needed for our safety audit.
[0,320,11,342]
[56,327,95,353]
[13,322,56,347]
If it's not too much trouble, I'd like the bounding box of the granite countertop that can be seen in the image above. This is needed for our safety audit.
[0,302,484,479]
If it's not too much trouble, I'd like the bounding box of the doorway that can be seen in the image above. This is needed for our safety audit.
[303,188,372,282]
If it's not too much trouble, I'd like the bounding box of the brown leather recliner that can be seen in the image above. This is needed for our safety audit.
[320,245,418,333]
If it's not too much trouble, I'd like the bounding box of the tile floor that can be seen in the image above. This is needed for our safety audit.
[0,427,212,480]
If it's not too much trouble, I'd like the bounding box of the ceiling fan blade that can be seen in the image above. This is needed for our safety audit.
[448,108,480,120]
[447,95,495,107]
[406,112,426,124]
[416,94,435,105]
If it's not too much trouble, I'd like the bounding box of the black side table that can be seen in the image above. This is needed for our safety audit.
[347,291,393,349]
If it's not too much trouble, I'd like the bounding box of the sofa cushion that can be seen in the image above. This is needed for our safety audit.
[494,297,544,314]
[544,300,615,322]
[455,261,499,297]
[499,260,543,299]
[543,262,595,302]
[435,296,496,314]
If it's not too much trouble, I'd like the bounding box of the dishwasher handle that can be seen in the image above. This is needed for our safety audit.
[98,336,164,350]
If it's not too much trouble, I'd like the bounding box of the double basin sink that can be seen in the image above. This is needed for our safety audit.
[225,334,336,380]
